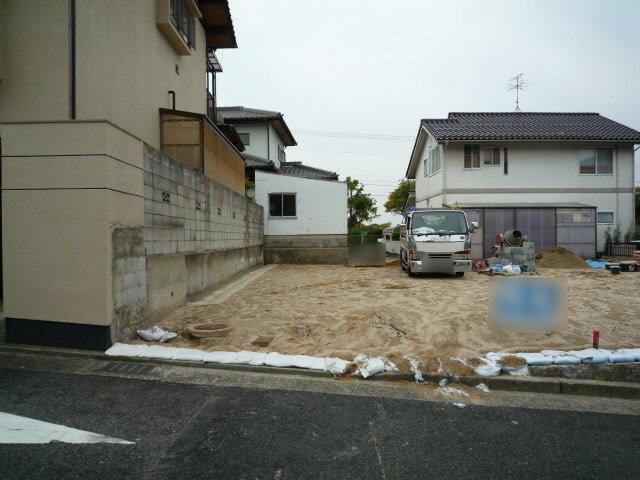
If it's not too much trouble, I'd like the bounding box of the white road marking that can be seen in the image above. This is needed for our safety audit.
[0,412,134,444]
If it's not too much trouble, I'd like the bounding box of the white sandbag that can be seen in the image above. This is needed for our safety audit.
[291,355,326,370]
[407,357,424,383]
[473,358,501,377]
[264,352,326,370]
[485,352,507,363]
[105,343,146,358]
[137,326,177,343]
[540,350,581,365]
[264,352,296,368]
[236,351,267,366]
[610,351,636,364]
[616,348,640,361]
[568,348,611,364]
[475,383,490,393]
[173,348,207,362]
[139,345,178,360]
[204,351,239,364]
[354,354,398,379]
[515,352,553,366]
[324,357,352,375]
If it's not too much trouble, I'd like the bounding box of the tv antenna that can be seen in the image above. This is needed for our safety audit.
[508,73,530,111]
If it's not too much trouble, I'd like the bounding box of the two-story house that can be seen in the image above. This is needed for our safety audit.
[218,106,348,264]
[405,112,640,258]
[0,0,264,350]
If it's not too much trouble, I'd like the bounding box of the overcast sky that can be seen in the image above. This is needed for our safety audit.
[217,0,640,225]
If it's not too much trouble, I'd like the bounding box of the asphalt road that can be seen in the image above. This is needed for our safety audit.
[1,355,640,479]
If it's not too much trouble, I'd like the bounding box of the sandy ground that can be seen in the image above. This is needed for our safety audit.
[153,262,640,372]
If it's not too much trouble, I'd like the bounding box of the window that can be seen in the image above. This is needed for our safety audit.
[170,0,196,48]
[238,133,250,146]
[464,145,480,169]
[597,211,614,224]
[278,145,286,163]
[483,147,501,166]
[269,193,296,217]
[503,148,509,174]
[425,145,443,176]
[579,148,613,174]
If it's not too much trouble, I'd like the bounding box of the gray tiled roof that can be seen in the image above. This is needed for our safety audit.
[217,106,297,146]
[217,106,282,122]
[422,112,640,142]
[278,162,339,181]
[243,154,277,171]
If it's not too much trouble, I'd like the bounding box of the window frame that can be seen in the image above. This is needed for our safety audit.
[238,133,250,146]
[268,192,297,218]
[170,0,196,49]
[483,147,502,167]
[463,144,481,170]
[579,148,614,175]
[425,144,443,177]
[278,145,286,163]
[596,211,614,224]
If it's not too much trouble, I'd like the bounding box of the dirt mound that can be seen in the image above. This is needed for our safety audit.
[536,246,588,269]
[500,355,527,368]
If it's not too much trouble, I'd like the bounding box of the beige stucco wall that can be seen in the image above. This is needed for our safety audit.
[1,121,143,326]
[0,0,208,149]
[76,0,208,148]
[0,0,71,122]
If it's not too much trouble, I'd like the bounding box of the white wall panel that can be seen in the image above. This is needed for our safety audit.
[255,171,347,235]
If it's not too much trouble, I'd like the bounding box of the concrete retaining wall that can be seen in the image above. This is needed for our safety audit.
[147,245,263,322]
[264,235,348,264]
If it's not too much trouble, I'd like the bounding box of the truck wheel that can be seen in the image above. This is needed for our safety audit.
[400,252,407,271]
[455,272,465,278]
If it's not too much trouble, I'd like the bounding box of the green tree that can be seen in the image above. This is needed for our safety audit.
[384,179,415,215]
[612,224,622,244]
[604,226,613,246]
[346,176,377,228]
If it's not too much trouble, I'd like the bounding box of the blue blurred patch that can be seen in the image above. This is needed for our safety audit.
[490,278,566,330]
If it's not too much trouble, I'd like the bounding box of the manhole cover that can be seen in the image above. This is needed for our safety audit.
[100,362,154,375]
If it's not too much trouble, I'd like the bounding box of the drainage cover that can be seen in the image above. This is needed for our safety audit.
[100,362,154,375]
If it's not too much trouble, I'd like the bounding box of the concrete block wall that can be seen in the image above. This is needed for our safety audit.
[112,227,148,339]
[142,144,264,321]
[142,143,263,255]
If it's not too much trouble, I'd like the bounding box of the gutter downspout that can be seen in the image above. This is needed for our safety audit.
[443,141,448,205]
[70,0,76,119]
[615,145,619,232]
[266,122,270,160]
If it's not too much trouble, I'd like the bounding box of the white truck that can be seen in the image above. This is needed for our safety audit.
[400,208,477,277]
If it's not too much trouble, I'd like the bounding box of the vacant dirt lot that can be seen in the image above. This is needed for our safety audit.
[154,262,640,366]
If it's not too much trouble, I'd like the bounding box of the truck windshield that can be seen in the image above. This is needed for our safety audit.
[411,211,468,236]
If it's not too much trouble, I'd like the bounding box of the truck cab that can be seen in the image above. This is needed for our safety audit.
[400,208,476,277]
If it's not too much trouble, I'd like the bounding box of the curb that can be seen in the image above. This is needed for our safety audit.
[1,344,639,400]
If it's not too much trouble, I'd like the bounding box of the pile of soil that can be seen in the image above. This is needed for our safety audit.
[535,246,588,269]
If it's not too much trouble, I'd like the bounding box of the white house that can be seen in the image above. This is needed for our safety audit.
[405,112,640,258]
[218,106,348,263]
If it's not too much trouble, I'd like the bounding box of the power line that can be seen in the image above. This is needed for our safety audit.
[296,147,408,157]
[293,129,414,141]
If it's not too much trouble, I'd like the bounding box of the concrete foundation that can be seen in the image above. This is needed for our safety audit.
[147,245,263,323]
[264,235,348,265]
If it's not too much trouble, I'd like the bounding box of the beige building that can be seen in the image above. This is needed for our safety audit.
[0,0,264,349]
